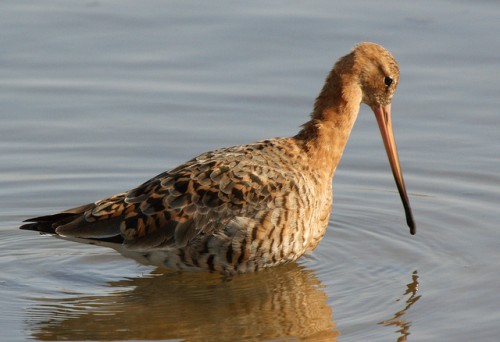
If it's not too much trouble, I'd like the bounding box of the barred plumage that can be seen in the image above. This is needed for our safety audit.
[20,42,415,275]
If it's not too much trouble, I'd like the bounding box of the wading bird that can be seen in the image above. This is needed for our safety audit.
[21,42,416,275]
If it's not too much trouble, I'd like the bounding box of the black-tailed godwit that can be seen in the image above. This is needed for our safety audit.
[21,42,416,274]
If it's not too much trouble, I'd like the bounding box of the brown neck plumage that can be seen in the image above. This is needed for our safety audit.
[295,54,362,180]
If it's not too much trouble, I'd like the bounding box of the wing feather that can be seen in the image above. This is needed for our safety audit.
[21,141,309,253]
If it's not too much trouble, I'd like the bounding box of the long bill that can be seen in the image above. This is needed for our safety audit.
[371,103,416,235]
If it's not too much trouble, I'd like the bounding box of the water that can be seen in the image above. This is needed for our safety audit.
[1,0,499,340]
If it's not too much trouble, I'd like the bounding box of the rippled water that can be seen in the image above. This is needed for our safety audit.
[1,1,499,341]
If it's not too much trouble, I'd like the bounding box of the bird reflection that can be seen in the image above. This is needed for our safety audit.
[378,270,421,342]
[26,263,339,341]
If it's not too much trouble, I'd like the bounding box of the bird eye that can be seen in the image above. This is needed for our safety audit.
[384,76,393,87]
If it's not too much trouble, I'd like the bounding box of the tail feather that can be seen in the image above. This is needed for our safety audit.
[19,221,58,234]
[20,204,125,245]
[19,203,95,234]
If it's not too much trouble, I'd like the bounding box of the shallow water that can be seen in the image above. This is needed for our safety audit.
[1,0,499,341]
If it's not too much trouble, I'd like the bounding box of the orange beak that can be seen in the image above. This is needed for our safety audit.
[371,103,416,235]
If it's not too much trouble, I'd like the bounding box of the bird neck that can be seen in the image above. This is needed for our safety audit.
[295,68,361,180]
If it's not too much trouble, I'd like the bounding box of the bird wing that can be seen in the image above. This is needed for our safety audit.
[22,143,303,251]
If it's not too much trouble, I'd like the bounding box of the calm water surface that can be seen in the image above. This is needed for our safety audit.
[1,1,499,341]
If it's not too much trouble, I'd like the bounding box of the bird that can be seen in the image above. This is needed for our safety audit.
[20,42,416,275]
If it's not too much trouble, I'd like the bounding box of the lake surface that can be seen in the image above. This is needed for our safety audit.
[1,0,499,341]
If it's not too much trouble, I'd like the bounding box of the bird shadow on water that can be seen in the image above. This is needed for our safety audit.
[378,270,421,342]
[24,263,340,341]
[23,262,422,341]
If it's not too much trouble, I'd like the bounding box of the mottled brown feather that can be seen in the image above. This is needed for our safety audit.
[20,42,415,274]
